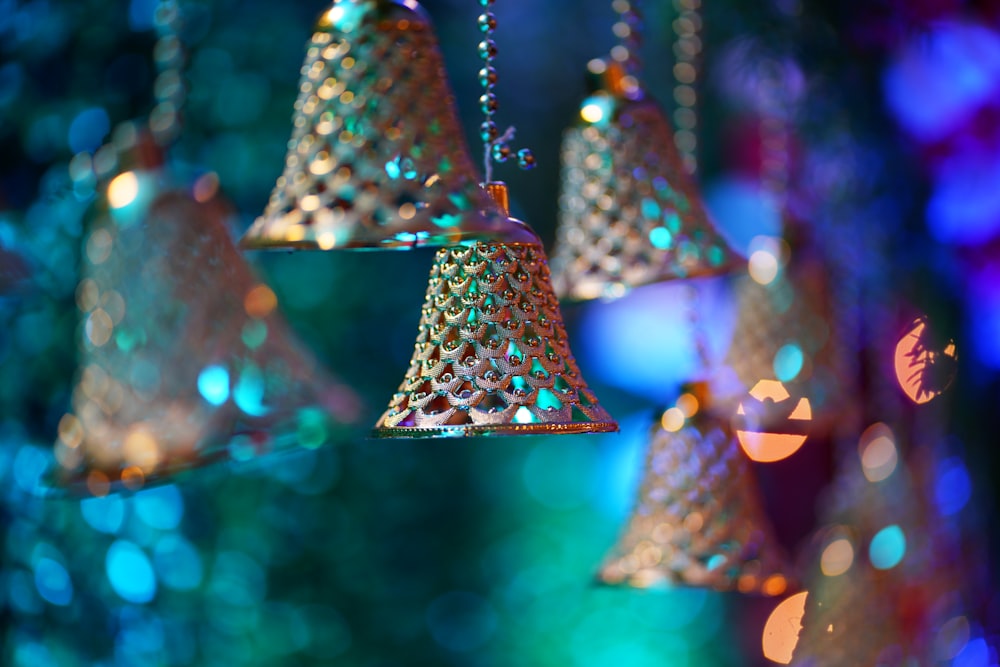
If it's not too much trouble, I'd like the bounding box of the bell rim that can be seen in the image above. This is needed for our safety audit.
[369,420,619,439]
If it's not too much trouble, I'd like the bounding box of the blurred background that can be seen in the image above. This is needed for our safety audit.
[2,0,1000,665]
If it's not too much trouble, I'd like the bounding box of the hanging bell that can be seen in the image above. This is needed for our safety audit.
[550,61,741,301]
[54,129,360,494]
[241,0,526,251]
[722,227,849,441]
[372,182,617,438]
[597,381,791,593]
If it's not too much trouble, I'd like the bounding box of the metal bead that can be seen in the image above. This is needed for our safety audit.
[478,66,498,89]
[480,121,499,143]
[492,143,511,163]
[517,148,536,170]
[478,40,497,60]
[479,93,498,115]
[478,12,497,33]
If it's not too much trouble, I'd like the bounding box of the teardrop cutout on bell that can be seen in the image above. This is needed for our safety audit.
[372,183,618,438]
[241,0,534,252]
[550,61,742,302]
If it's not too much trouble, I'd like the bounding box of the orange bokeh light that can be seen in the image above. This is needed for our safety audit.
[736,380,812,463]
[762,591,809,664]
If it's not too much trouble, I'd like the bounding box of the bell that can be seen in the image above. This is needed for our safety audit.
[550,61,741,302]
[241,0,526,251]
[372,182,617,438]
[597,381,791,594]
[722,227,850,440]
[55,130,360,494]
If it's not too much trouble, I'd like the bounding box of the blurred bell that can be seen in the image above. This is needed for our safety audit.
[372,182,617,438]
[721,225,849,439]
[241,0,524,251]
[55,129,360,494]
[597,381,791,594]
[550,61,741,302]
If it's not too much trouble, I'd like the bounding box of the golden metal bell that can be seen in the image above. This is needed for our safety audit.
[241,0,532,251]
[597,381,792,594]
[550,61,741,301]
[55,132,360,494]
[372,183,618,438]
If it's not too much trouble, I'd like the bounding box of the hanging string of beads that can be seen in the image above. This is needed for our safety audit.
[478,0,535,182]
[610,0,643,76]
[672,0,702,176]
[150,0,186,147]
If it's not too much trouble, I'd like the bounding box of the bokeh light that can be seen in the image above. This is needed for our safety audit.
[869,525,906,571]
[761,591,808,664]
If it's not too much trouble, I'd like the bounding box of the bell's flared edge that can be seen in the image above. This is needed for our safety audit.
[370,419,619,439]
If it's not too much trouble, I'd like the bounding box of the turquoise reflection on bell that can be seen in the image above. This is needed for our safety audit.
[234,363,268,417]
[513,406,536,424]
[641,198,661,219]
[536,388,562,411]
[773,343,804,382]
[649,227,672,250]
[197,364,230,406]
[869,524,906,570]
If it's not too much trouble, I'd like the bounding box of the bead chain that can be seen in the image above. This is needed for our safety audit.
[610,0,643,75]
[672,0,701,176]
[150,0,186,147]
[477,0,535,183]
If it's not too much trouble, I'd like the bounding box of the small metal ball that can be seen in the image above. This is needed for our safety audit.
[478,39,497,60]
[479,93,498,115]
[478,66,498,89]
[492,143,511,163]
[517,148,536,170]
[478,12,496,33]
[480,121,498,143]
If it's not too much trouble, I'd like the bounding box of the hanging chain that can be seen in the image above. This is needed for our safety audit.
[759,62,789,218]
[610,0,643,75]
[477,0,535,183]
[150,0,186,147]
[672,0,702,176]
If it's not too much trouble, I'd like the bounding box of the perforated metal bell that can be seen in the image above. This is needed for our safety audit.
[550,62,741,301]
[55,131,360,494]
[241,0,532,251]
[372,183,618,438]
[597,382,792,594]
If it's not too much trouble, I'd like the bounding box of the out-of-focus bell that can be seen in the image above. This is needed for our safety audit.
[597,381,791,594]
[241,0,527,251]
[550,61,741,302]
[372,182,617,438]
[55,130,360,494]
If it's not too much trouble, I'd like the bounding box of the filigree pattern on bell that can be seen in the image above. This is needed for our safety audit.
[55,173,359,493]
[550,94,741,301]
[241,1,530,251]
[598,411,791,593]
[373,242,618,437]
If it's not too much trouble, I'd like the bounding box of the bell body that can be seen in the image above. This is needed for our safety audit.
[56,152,359,493]
[550,65,741,302]
[373,184,617,438]
[241,0,530,251]
[597,384,791,593]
